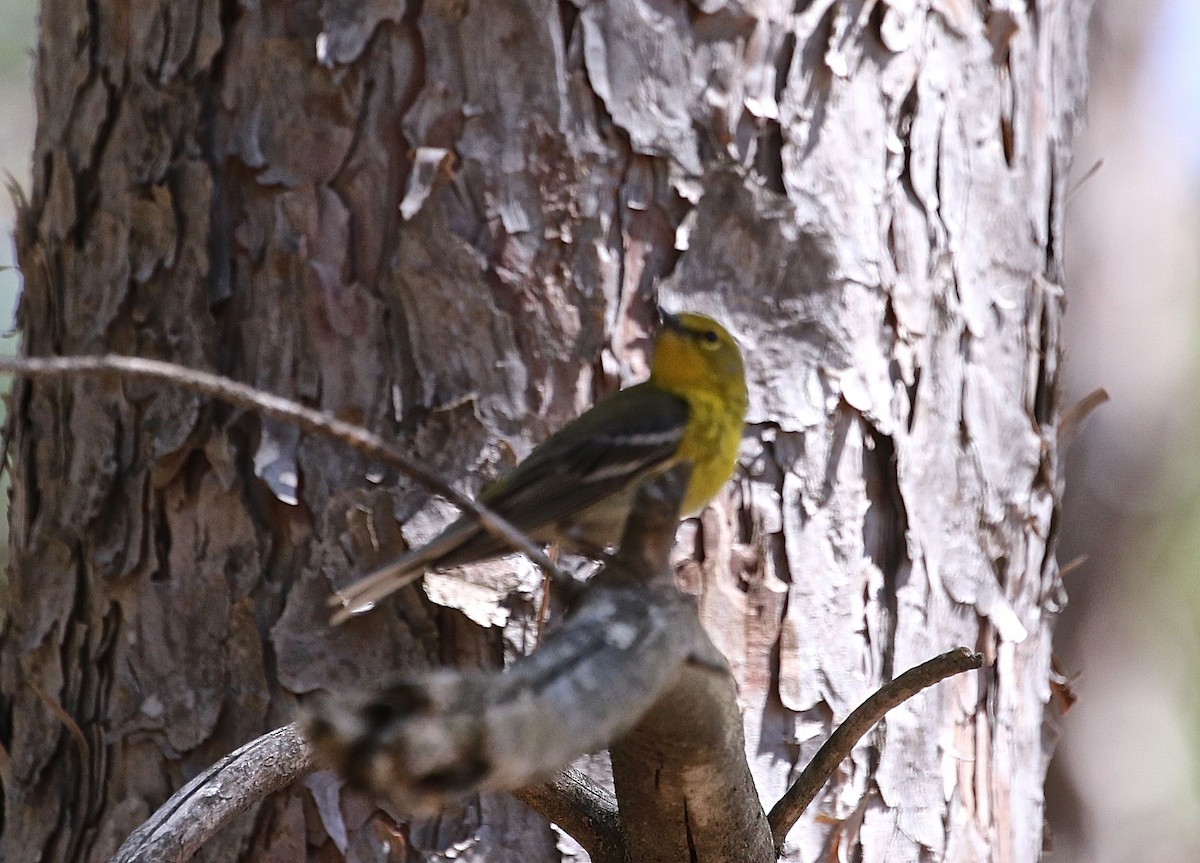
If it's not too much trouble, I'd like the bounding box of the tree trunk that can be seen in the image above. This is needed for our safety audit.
[1,1,1089,861]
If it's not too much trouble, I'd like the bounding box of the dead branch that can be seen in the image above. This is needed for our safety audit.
[105,724,619,863]
[303,465,773,861]
[109,724,315,863]
[97,729,604,863]
[1058,386,1109,446]
[766,647,984,846]
[0,353,568,592]
[301,467,704,849]
[513,770,625,863]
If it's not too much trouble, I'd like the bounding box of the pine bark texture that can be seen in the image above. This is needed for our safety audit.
[1,1,1089,862]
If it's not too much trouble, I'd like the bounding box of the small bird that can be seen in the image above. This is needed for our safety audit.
[330,310,748,622]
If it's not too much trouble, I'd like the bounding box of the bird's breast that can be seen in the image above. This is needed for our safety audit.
[676,391,743,514]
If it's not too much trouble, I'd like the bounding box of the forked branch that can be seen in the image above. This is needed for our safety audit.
[300,465,776,862]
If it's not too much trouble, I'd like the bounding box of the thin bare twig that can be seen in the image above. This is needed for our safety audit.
[767,647,983,846]
[0,354,567,594]
[1058,553,1088,579]
[1058,386,1109,447]
[29,681,90,764]
[1066,157,1104,202]
[110,724,316,863]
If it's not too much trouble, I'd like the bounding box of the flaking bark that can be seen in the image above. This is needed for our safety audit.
[3,0,1088,861]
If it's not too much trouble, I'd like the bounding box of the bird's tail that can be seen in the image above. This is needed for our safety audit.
[327,558,424,625]
[327,523,478,624]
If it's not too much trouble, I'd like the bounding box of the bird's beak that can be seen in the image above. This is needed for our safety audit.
[658,308,686,334]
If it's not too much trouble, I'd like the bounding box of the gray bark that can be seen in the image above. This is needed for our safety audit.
[2,1,1089,861]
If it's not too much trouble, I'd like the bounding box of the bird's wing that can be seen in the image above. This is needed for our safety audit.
[470,382,691,541]
[328,515,489,623]
[329,384,689,622]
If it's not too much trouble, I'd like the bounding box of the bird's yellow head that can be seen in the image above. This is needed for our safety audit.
[650,311,748,408]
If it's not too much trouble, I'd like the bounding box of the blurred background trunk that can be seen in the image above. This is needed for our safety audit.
[0,1,1088,861]
[1049,1,1200,859]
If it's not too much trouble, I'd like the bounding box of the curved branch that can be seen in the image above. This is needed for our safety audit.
[106,722,624,863]
[767,647,983,846]
[514,769,626,863]
[0,354,567,593]
[109,724,316,863]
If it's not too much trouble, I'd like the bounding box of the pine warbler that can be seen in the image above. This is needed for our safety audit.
[330,311,748,622]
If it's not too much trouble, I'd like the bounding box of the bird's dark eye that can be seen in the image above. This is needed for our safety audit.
[702,330,719,344]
